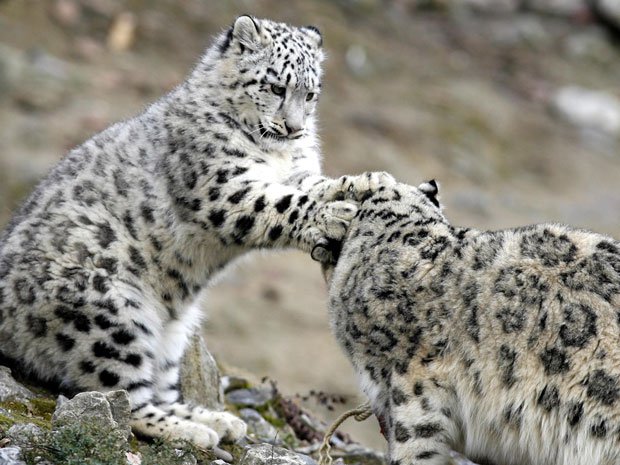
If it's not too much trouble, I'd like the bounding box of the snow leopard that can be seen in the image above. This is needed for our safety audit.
[0,16,394,448]
[324,180,620,465]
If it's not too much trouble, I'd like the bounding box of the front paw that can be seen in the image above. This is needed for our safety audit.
[309,200,357,263]
[342,172,397,201]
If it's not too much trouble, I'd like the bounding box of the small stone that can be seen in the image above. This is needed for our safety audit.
[211,460,229,465]
[221,375,250,393]
[107,12,136,52]
[50,0,81,27]
[213,447,234,462]
[105,390,132,438]
[239,408,281,444]
[6,423,45,447]
[242,444,318,465]
[551,85,620,136]
[0,366,35,402]
[180,334,223,410]
[52,391,129,442]
[225,387,273,408]
[0,446,26,465]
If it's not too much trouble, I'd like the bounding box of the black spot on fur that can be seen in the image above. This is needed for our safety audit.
[79,360,96,374]
[394,422,410,442]
[498,344,518,388]
[208,209,226,227]
[97,222,117,248]
[268,225,283,242]
[128,246,147,274]
[26,315,47,337]
[587,370,619,406]
[496,305,526,333]
[275,194,293,213]
[591,418,608,438]
[13,278,35,304]
[233,215,255,242]
[95,257,118,274]
[254,195,266,212]
[56,333,76,352]
[537,385,560,411]
[92,274,109,294]
[391,387,409,406]
[414,381,424,396]
[228,187,251,204]
[124,353,142,367]
[560,303,597,348]
[93,341,121,359]
[112,329,135,345]
[94,299,118,315]
[540,347,570,375]
[99,369,120,387]
[566,401,583,427]
[414,422,443,438]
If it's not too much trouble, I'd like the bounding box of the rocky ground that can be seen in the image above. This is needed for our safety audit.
[1,0,620,463]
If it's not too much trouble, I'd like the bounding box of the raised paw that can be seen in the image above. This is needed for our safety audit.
[316,200,358,239]
[342,171,397,201]
[192,410,247,443]
[307,200,358,263]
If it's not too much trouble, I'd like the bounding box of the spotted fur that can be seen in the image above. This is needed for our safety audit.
[0,16,394,448]
[325,181,620,465]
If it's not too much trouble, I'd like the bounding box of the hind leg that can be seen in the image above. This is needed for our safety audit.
[387,372,460,465]
[148,310,247,444]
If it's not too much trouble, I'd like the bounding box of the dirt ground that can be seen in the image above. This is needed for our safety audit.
[2,0,620,449]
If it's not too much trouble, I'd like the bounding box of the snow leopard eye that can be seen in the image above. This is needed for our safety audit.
[305,92,315,102]
[271,84,285,96]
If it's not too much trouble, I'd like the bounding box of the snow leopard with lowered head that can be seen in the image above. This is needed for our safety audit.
[324,180,620,465]
[0,16,394,448]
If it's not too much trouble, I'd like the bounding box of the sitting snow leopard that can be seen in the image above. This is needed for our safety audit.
[0,16,393,448]
[324,180,620,465]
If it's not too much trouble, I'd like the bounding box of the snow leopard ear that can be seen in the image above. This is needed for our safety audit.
[419,179,441,209]
[301,25,323,48]
[232,15,264,51]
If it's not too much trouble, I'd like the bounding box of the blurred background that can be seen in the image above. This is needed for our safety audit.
[1,0,620,449]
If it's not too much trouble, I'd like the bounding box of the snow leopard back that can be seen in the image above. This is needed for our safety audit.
[328,181,620,465]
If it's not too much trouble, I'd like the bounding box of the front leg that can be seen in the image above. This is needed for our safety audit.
[204,181,356,260]
[387,372,460,465]
[289,171,397,202]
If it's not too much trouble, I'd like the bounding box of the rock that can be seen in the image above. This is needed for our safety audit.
[551,85,620,136]
[239,408,281,444]
[331,446,385,465]
[213,447,234,462]
[0,366,35,402]
[221,375,250,393]
[0,446,25,465]
[50,0,82,27]
[51,391,129,442]
[2,47,74,111]
[242,444,317,465]
[180,334,223,410]
[225,387,274,408]
[6,423,45,447]
[105,390,132,438]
